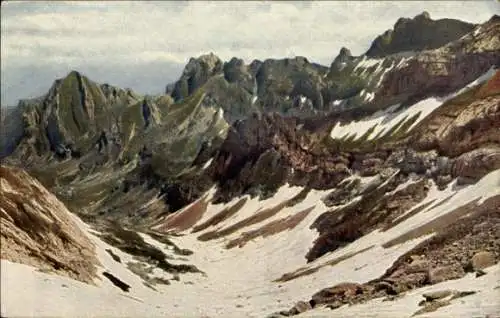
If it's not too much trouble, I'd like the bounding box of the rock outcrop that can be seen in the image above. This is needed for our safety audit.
[169,53,224,101]
[376,15,500,107]
[0,105,24,158]
[366,11,475,58]
[0,165,99,283]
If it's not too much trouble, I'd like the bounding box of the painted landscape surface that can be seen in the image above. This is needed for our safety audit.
[1,3,499,318]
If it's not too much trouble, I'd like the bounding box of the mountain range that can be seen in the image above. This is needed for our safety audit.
[1,12,499,318]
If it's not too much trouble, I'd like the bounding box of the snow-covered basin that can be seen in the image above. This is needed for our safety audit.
[1,169,499,317]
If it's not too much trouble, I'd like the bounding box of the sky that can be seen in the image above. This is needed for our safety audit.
[1,1,498,106]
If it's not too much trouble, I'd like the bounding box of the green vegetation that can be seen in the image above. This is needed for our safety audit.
[121,102,144,144]
[381,30,394,45]
[83,76,107,120]
[58,72,90,139]
[165,87,205,123]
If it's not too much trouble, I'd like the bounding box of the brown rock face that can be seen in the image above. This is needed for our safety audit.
[471,251,496,270]
[311,282,364,306]
[376,18,500,107]
[452,147,500,184]
[385,259,431,289]
[211,112,350,203]
[306,174,429,262]
[288,301,312,315]
[428,264,465,284]
[411,71,500,157]
[0,165,99,284]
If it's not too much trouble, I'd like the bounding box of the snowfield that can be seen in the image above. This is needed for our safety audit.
[299,264,500,318]
[2,169,499,318]
[330,67,498,141]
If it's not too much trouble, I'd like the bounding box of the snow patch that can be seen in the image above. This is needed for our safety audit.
[354,56,382,72]
[217,107,224,119]
[473,26,482,36]
[330,66,496,141]
[388,169,500,238]
[364,91,375,102]
[332,99,344,106]
[202,158,213,170]
[396,57,409,69]
[251,96,258,105]
[462,66,497,91]
[330,97,439,141]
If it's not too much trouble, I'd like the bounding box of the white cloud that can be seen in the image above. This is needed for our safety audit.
[1,1,497,105]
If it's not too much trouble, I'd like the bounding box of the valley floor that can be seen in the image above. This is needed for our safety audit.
[2,170,500,317]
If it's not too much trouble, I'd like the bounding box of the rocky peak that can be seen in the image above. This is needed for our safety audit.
[375,17,500,106]
[338,47,352,58]
[293,56,310,67]
[67,69,83,78]
[193,52,223,73]
[366,11,475,58]
[1,71,152,161]
[490,14,500,23]
[248,59,263,77]
[415,10,431,21]
[170,53,223,101]
[222,57,254,94]
[225,57,245,69]
[331,47,354,71]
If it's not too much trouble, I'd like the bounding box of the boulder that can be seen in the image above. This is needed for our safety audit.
[428,263,465,284]
[471,251,496,270]
[452,148,500,185]
[390,259,430,278]
[311,282,364,305]
[413,300,451,316]
[373,281,401,295]
[288,301,312,315]
[435,175,452,190]
[422,290,453,301]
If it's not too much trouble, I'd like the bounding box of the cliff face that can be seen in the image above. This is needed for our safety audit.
[0,165,98,284]
[365,11,475,58]
[2,13,498,224]
[0,106,24,158]
[376,15,500,106]
[160,15,497,126]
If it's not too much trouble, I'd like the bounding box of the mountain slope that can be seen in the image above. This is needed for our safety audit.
[0,165,98,283]
[1,12,499,318]
[2,167,499,317]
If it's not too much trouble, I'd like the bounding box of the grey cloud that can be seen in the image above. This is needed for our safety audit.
[1,1,110,16]
[1,1,497,106]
